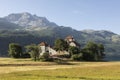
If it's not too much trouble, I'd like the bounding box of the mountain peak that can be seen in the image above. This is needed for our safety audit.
[21,12,31,15]
[7,12,33,18]
[4,12,58,29]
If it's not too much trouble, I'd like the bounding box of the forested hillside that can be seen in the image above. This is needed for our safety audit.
[0,12,120,60]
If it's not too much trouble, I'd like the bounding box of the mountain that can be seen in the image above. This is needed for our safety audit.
[81,30,116,42]
[4,12,58,30]
[81,29,120,43]
[0,18,21,30]
[0,12,120,60]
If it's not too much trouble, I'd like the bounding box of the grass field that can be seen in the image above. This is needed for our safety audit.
[0,58,120,80]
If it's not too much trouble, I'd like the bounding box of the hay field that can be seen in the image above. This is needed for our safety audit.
[0,58,120,80]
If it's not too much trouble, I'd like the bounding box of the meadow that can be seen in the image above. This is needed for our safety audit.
[0,58,120,80]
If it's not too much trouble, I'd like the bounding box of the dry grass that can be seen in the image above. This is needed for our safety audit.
[0,58,120,80]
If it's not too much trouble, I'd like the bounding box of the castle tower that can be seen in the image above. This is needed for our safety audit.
[65,35,80,48]
[39,42,49,55]
[65,35,75,43]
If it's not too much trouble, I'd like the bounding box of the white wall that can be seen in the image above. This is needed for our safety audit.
[49,47,57,55]
[69,42,76,47]
[40,46,46,55]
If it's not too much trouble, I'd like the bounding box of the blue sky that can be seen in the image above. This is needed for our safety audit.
[0,0,120,34]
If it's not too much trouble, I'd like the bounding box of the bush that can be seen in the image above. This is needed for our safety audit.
[56,54,70,58]
[8,43,22,58]
[71,54,82,61]
[40,52,53,61]
[22,52,30,58]
[68,46,80,56]
[25,44,40,61]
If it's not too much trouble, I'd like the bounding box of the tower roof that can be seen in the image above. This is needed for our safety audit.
[39,42,48,46]
[66,35,73,39]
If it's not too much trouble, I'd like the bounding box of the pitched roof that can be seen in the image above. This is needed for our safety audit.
[39,42,48,46]
[73,41,81,47]
[65,35,73,39]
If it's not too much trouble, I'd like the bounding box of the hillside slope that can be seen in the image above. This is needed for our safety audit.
[0,12,120,60]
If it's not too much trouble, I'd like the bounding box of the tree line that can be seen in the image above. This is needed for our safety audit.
[8,38,105,61]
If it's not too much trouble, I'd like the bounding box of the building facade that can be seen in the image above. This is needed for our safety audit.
[39,36,80,56]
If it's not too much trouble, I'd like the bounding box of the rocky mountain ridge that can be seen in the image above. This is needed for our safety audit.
[3,12,58,30]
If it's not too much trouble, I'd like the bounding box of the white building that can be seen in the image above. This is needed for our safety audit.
[39,36,80,56]
[39,42,57,56]
[65,35,80,48]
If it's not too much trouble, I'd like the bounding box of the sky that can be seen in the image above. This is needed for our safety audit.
[0,0,120,34]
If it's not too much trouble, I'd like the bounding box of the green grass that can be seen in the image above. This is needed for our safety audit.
[0,58,120,80]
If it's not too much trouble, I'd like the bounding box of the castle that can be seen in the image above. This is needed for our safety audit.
[39,36,80,56]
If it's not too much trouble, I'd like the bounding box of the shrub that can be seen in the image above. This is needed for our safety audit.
[40,52,53,61]
[8,43,22,58]
[22,52,30,58]
[25,44,40,61]
[71,54,82,61]
[56,54,70,58]
[68,46,80,56]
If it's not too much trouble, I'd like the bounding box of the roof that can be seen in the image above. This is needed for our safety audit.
[39,42,48,46]
[65,35,73,39]
[73,41,81,47]
[69,41,80,48]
